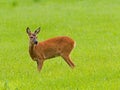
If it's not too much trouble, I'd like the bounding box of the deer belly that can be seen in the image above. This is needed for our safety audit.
[43,48,60,59]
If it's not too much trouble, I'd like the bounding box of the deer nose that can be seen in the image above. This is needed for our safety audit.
[33,39,38,44]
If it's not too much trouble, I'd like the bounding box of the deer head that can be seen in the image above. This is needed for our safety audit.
[26,27,40,45]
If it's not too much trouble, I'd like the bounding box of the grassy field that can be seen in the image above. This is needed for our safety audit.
[0,0,120,90]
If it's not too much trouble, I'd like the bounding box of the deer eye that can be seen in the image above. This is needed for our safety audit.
[30,37,33,38]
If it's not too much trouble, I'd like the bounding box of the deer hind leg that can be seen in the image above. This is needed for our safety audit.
[61,55,75,68]
[60,45,75,68]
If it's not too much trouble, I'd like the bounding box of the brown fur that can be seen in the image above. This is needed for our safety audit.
[26,27,75,71]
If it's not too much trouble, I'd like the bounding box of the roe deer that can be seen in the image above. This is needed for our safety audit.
[26,27,75,71]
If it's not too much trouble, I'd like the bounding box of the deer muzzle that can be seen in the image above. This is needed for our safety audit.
[33,39,38,44]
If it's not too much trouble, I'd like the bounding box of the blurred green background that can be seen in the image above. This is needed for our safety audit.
[0,0,120,90]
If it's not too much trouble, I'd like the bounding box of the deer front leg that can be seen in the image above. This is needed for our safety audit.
[37,60,44,72]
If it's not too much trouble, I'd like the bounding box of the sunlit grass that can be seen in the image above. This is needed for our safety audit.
[0,0,120,90]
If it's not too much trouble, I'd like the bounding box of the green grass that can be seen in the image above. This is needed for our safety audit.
[0,0,120,90]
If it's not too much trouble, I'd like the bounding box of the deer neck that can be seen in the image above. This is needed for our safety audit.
[29,43,36,60]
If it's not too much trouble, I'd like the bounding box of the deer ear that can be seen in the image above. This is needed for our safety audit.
[26,27,31,34]
[34,27,40,35]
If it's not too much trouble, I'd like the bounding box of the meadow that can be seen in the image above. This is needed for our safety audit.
[0,0,120,90]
